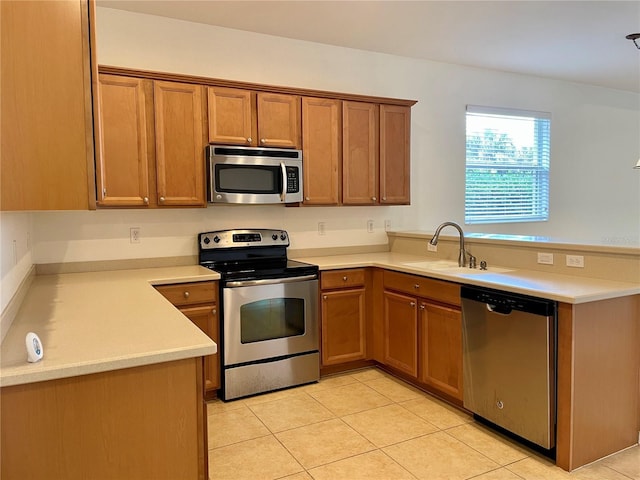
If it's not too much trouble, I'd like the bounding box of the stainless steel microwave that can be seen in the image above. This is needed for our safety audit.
[206,145,303,204]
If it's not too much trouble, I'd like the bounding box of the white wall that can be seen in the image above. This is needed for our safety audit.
[0,212,33,312]
[22,7,640,269]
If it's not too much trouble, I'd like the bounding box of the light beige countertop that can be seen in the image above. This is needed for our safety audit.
[293,252,640,303]
[1,266,220,387]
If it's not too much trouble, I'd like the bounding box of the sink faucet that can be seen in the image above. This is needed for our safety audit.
[429,222,468,267]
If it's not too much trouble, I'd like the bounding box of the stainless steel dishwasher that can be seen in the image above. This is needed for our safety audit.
[461,285,557,450]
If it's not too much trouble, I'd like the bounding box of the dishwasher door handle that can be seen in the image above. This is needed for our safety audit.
[486,303,513,315]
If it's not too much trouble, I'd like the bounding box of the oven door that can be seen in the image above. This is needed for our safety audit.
[223,276,318,366]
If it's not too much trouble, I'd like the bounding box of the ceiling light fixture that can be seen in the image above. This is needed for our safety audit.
[626,33,640,49]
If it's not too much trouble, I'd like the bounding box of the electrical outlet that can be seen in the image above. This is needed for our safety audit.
[384,219,391,231]
[130,227,141,244]
[367,220,374,233]
[566,255,584,268]
[427,243,437,252]
[537,252,554,265]
[317,222,326,236]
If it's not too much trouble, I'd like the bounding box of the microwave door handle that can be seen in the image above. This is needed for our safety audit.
[280,162,286,202]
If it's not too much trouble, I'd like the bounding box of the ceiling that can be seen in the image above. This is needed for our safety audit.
[97,1,640,93]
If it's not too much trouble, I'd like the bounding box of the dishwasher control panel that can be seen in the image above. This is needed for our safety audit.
[461,286,556,316]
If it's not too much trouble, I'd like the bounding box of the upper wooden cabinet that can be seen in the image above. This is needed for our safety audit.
[208,87,301,148]
[301,97,341,205]
[153,81,207,206]
[380,105,411,205]
[1,0,96,210]
[342,101,379,205]
[96,74,207,208]
[96,75,153,207]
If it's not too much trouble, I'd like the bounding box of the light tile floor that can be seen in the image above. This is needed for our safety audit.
[207,368,640,480]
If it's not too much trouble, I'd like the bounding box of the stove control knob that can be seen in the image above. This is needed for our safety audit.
[272,234,278,241]
[280,233,287,241]
[203,237,211,245]
[213,236,221,243]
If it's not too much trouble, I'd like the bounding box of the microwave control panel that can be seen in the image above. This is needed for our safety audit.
[286,166,300,193]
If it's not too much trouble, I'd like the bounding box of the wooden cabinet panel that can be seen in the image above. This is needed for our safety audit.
[96,74,153,206]
[182,305,220,391]
[384,270,461,306]
[154,81,207,206]
[257,93,301,148]
[380,105,410,205]
[207,87,255,145]
[419,301,463,400]
[342,101,379,205]
[321,289,366,365]
[1,0,94,210]
[383,290,418,377]
[321,268,365,290]
[302,97,341,205]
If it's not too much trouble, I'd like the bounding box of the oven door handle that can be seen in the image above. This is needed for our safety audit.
[280,162,287,202]
[225,274,318,288]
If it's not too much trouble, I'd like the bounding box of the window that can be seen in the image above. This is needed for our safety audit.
[465,105,551,224]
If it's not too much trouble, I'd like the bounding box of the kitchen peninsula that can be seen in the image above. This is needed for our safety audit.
[0,266,219,480]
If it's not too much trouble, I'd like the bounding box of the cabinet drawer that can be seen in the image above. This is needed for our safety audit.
[321,269,366,289]
[383,270,460,306]
[155,281,217,307]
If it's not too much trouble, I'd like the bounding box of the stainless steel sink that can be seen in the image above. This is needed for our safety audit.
[402,260,513,274]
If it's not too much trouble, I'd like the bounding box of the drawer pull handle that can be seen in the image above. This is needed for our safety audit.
[414,284,420,289]
[183,291,190,299]
[343,276,348,281]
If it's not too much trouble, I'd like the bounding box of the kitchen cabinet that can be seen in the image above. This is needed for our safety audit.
[301,97,342,205]
[155,281,220,394]
[342,101,379,205]
[342,102,411,205]
[320,269,367,366]
[383,290,419,377]
[96,74,153,206]
[380,105,411,204]
[382,270,463,401]
[1,0,96,210]
[96,74,207,207]
[208,87,301,148]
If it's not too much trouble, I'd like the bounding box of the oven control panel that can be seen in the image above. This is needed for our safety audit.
[199,229,289,249]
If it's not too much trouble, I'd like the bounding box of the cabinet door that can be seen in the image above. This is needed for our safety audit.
[419,301,463,400]
[1,0,94,210]
[96,74,153,207]
[301,97,341,205]
[321,288,366,366]
[380,105,410,205]
[256,93,301,148]
[383,290,418,377]
[154,81,206,206]
[181,305,220,392]
[207,87,255,146]
[342,101,379,205]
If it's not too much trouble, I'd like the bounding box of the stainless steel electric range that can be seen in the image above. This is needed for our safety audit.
[198,228,319,401]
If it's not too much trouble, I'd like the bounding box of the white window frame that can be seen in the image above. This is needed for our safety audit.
[465,105,551,224]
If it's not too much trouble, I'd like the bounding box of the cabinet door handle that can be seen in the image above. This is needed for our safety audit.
[419,304,426,310]
[143,197,149,204]
[382,196,387,201]
[159,196,165,203]
[410,301,416,307]
[260,138,266,144]
[305,196,310,201]
[183,291,190,299]
[212,308,217,315]
[247,137,252,143]
[371,196,377,201]
[323,295,327,300]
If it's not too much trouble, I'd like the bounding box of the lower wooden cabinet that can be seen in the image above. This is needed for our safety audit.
[154,281,220,394]
[418,301,463,400]
[320,269,367,366]
[383,290,419,377]
[382,270,463,401]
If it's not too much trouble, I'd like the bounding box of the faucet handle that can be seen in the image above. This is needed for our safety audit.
[468,254,477,269]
